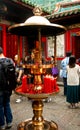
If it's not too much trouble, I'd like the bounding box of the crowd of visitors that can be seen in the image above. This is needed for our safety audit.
[0,46,80,130]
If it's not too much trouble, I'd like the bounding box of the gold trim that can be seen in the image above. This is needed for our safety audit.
[67,23,80,30]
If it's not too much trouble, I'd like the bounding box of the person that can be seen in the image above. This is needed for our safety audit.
[76,58,80,66]
[28,52,35,84]
[76,58,80,101]
[66,55,80,108]
[22,56,31,84]
[28,52,35,64]
[14,55,24,103]
[60,51,72,96]
[0,47,13,130]
[51,56,59,79]
[14,55,23,84]
[50,56,55,64]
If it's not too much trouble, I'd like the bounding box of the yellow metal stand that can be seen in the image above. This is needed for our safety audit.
[17,99,58,130]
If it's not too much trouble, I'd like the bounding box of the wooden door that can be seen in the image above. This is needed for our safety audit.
[72,36,80,59]
[75,36,80,59]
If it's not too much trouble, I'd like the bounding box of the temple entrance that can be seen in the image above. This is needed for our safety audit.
[75,36,80,59]
[72,36,80,59]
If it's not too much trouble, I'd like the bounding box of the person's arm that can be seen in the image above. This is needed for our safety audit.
[17,69,23,82]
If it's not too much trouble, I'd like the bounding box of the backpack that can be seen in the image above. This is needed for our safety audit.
[0,58,17,91]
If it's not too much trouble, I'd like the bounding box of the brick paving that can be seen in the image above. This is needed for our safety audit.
[9,86,80,130]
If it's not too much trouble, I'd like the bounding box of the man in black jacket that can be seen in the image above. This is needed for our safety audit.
[0,47,13,130]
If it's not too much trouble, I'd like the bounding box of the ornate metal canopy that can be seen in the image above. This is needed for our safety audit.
[8,7,66,36]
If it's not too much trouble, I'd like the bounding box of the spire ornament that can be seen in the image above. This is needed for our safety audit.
[33,6,42,16]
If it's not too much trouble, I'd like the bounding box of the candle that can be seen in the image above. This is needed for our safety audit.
[53,79,59,92]
[43,75,59,94]
[43,75,52,93]
[22,75,28,93]
[51,77,55,92]
[43,76,48,93]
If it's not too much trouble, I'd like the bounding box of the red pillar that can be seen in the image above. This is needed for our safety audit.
[20,36,23,58]
[2,24,7,56]
[65,30,71,53]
